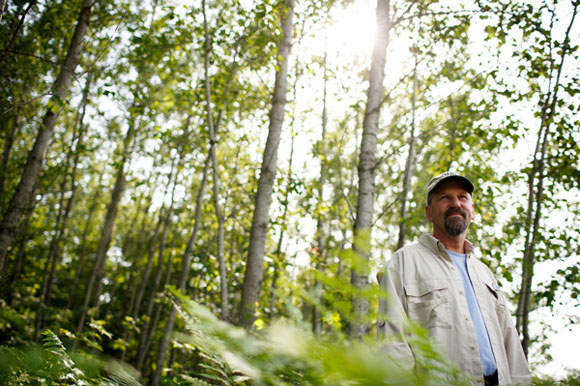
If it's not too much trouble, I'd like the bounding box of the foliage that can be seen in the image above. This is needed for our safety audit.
[0,329,141,385]
[532,371,580,386]
[170,289,474,386]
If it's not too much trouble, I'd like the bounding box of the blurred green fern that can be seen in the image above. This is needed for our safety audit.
[168,287,474,386]
[0,329,142,386]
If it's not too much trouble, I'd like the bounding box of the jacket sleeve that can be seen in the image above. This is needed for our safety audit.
[377,260,415,369]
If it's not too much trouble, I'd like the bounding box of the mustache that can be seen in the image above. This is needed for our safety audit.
[444,208,467,219]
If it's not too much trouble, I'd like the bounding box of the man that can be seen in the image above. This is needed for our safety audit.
[378,172,531,385]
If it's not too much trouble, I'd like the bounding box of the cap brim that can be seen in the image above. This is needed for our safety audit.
[431,175,474,194]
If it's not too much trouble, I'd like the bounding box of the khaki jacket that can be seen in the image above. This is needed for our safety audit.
[378,233,531,385]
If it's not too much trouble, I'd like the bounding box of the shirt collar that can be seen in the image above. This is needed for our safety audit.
[419,233,474,257]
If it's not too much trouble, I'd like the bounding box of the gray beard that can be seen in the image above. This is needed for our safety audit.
[444,216,468,236]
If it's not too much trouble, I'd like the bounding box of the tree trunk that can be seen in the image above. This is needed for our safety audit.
[74,122,135,345]
[103,168,158,321]
[396,52,418,250]
[136,162,179,370]
[517,125,549,357]
[150,154,211,386]
[151,18,239,375]
[139,236,175,377]
[130,163,174,320]
[35,75,89,337]
[67,171,104,309]
[0,98,19,204]
[202,0,229,320]
[38,70,90,307]
[267,6,307,322]
[0,0,7,23]
[239,0,295,329]
[518,5,578,341]
[118,201,157,361]
[1,179,38,303]
[132,205,165,318]
[0,0,93,274]
[515,4,577,357]
[313,48,329,336]
[117,171,170,361]
[446,96,457,171]
[269,111,296,321]
[350,0,390,339]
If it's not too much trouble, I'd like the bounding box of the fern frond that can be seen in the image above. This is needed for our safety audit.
[101,374,143,386]
[179,374,214,385]
[41,329,67,356]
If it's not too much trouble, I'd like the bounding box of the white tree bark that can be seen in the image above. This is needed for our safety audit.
[516,3,577,356]
[73,122,135,347]
[350,0,390,339]
[150,153,211,386]
[239,0,295,329]
[397,53,418,250]
[0,0,93,274]
[201,0,229,321]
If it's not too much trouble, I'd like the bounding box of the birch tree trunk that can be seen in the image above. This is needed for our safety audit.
[313,49,329,336]
[103,168,158,321]
[150,155,211,386]
[130,166,173,320]
[447,97,457,170]
[151,7,240,375]
[118,173,159,362]
[0,0,7,23]
[0,102,19,204]
[0,0,93,274]
[39,70,90,305]
[267,11,306,321]
[239,0,295,329]
[132,206,165,317]
[117,172,171,360]
[140,237,175,374]
[269,98,296,322]
[135,162,179,370]
[1,179,38,303]
[74,122,135,346]
[515,4,577,356]
[202,0,229,320]
[396,53,418,250]
[67,171,104,309]
[350,0,390,339]
[35,76,89,337]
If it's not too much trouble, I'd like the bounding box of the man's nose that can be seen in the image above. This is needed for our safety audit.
[449,196,461,206]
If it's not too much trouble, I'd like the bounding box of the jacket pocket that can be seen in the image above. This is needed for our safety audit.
[483,280,508,317]
[484,281,499,299]
[404,280,451,329]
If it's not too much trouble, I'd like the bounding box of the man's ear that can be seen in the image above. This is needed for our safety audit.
[425,205,433,223]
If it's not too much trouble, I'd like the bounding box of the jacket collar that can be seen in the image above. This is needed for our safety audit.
[419,233,474,258]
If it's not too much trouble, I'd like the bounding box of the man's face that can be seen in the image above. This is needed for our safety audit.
[425,180,475,237]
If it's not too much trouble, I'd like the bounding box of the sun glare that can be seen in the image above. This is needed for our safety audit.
[328,1,377,59]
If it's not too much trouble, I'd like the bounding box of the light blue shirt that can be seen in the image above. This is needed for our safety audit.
[447,249,497,376]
